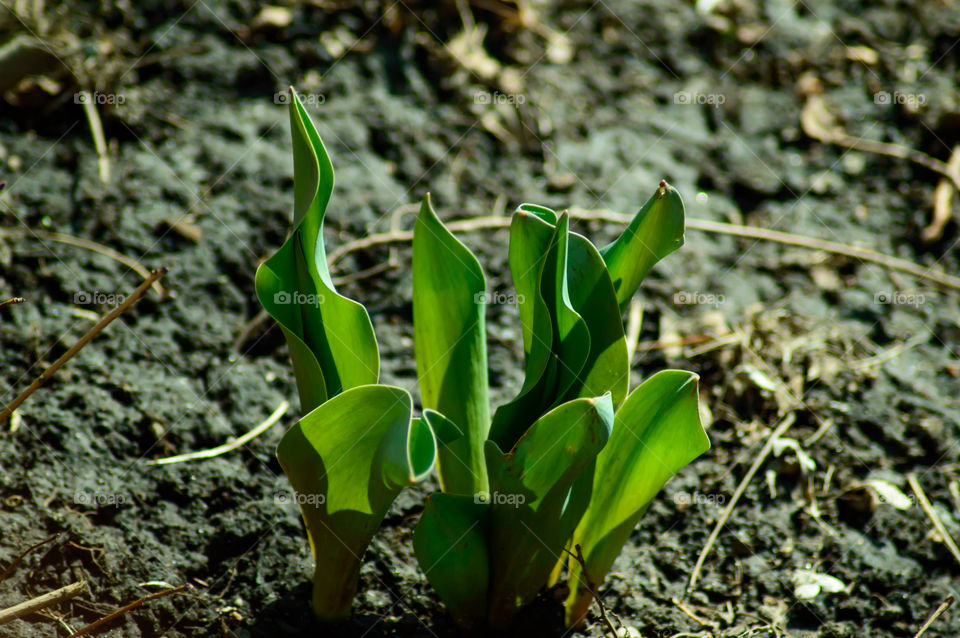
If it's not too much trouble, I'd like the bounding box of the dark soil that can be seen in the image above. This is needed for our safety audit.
[2,1,960,636]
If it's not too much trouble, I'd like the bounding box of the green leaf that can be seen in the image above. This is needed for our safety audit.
[490,213,591,450]
[542,214,591,401]
[413,493,490,629]
[277,384,436,620]
[422,409,464,447]
[508,205,556,364]
[485,210,555,451]
[413,194,491,495]
[563,370,709,626]
[600,181,685,309]
[563,231,629,407]
[255,89,378,414]
[484,394,614,627]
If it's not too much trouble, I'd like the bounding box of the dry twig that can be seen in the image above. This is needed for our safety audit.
[0,534,59,583]
[564,543,618,638]
[0,581,86,626]
[0,268,167,423]
[68,583,193,637]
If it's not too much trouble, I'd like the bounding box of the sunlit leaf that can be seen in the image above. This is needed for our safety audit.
[564,370,709,626]
[600,181,685,309]
[413,194,491,495]
[255,89,378,414]
[484,394,613,627]
[277,385,435,620]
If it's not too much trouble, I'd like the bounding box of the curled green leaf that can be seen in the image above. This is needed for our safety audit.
[484,394,614,627]
[277,385,436,621]
[255,88,379,414]
[601,180,685,309]
[563,370,709,626]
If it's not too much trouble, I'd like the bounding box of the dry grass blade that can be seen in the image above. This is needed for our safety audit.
[147,400,289,465]
[925,145,960,242]
[0,228,167,298]
[907,473,960,569]
[0,297,25,309]
[688,413,796,590]
[913,594,955,638]
[324,211,960,292]
[78,90,110,184]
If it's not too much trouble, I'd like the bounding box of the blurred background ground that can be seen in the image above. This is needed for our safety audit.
[1,0,960,636]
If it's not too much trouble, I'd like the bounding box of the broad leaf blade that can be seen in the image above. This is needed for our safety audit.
[600,181,685,309]
[564,370,709,626]
[490,214,591,450]
[487,210,556,450]
[277,385,435,620]
[255,260,328,410]
[413,493,490,629]
[255,89,378,413]
[508,205,556,362]
[564,231,629,407]
[543,214,591,401]
[413,194,491,495]
[485,394,614,626]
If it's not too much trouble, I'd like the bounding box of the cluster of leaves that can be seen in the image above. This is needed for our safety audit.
[255,90,710,629]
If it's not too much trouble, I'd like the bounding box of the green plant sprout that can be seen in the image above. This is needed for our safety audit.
[410,189,710,628]
[254,88,437,621]
[257,89,710,629]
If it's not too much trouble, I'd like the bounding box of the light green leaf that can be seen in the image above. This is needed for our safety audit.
[277,384,436,620]
[563,231,629,407]
[413,194,491,495]
[484,394,614,627]
[490,213,591,450]
[413,494,490,629]
[542,214,591,401]
[255,89,378,414]
[508,205,556,363]
[600,181,685,309]
[564,370,709,626]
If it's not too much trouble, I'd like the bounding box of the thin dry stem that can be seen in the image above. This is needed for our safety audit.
[0,268,167,423]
